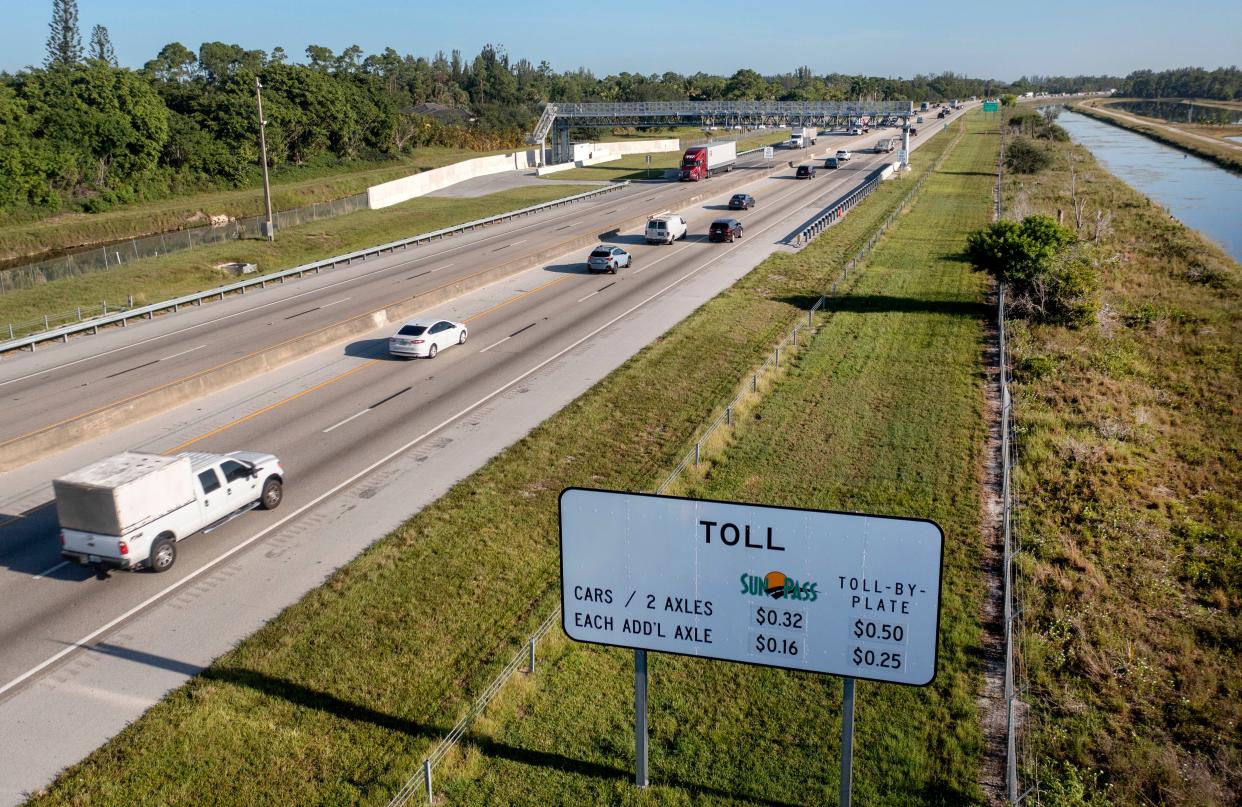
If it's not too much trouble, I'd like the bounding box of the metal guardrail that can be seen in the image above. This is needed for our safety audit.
[393,119,965,806]
[790,167,889,247]
[0,182,631,355]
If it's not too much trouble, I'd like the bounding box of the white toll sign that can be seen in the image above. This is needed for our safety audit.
[763,146,774,160]
[560,488,944,686]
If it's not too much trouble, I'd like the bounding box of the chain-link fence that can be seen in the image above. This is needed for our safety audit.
[995,109,1037,805]
[0,193,368,294]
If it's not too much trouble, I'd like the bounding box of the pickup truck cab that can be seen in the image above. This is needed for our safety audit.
[58,450,284,573]
[645,212,688,244]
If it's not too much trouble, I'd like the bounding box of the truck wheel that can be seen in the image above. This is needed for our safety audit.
[149,537,176,573]
[260,477,283,510]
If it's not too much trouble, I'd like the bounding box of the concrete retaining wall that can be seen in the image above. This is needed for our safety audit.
[368,149,542,209]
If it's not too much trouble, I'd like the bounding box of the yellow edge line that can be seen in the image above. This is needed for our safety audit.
[164,360,379,454]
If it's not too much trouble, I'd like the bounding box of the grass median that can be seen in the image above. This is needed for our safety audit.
[1002,119,1241,802]
[27,117,963,807]
[436,113,997,805]
[0,184,595,333]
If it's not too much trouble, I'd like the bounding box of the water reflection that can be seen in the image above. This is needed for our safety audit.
[1053,109,1242,262]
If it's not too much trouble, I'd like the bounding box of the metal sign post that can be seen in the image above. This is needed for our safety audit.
[645,154,652,180]
[635,649,649,787]
[839,677,856,806]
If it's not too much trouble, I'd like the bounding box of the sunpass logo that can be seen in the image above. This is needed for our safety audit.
[739,571,819,601]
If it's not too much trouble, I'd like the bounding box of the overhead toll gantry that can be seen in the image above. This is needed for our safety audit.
[527,100,915,164]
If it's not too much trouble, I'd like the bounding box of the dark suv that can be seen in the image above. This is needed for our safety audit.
[728,193,756,210]
[796,165,817,179]
[709,218,744,242]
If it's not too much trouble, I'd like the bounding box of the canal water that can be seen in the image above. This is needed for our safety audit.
[1055,109,1242,262]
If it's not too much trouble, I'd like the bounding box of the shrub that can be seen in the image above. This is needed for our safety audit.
[966,215,1098,327]
[1006,137,1053,174]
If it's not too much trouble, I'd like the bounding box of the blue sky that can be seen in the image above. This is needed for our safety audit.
[4,0,1239,79]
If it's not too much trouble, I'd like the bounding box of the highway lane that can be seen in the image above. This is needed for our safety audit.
[0,108,969,803]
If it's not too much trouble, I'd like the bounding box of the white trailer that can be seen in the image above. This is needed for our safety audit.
[57,450,285,573]
[791,126,819,147]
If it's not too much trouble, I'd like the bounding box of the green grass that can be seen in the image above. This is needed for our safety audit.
[0,147,517,263]
[0,184,594,330]
[26,118,963,807]
[437,112,998,806]
[546,130,793,182]
[1000,122,1242,803]
[1072,99,1242,175]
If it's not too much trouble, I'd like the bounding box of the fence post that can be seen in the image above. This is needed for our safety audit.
[43,315,48,330]
[528,637,536,673]
[752,374,757,393]
[775,347,780,367]
[76,306,82,321]
[694,442,700,466]
[423,759,433,803]
[725,406,732,426]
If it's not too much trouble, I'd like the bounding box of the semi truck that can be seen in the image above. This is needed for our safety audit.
[874,138,896,153]
[790,126,819,148]
[57,450,284,573]
[679,141,736,181]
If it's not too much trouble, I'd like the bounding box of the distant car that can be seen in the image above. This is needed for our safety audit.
[709,218,744,242]
[389,319,467,359]
[848,127,861,135]
[836,149,852,161]
[909,128,919,137]
[796,165,817,179]
[823,156,840,169]
[728,193,756,210]
[587,246,632,274]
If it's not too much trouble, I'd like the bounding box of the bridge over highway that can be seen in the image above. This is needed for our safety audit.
[528,100,915,162]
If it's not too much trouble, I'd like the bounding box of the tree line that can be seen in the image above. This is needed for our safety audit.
[2,0,1204,217]
[1117,66,1242,101]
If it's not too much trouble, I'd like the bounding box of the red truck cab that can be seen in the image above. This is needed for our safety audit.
[680,147,708,181]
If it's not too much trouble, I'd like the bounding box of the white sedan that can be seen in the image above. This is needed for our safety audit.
[388,319,467,358]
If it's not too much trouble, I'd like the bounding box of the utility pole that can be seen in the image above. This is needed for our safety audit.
[255,77,275,241]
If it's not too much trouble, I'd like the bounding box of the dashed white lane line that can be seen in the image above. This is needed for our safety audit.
[479,336,511,353]
[158,344,207,362]
[31,561,69,580]
[319,297,352,309]
[322,409,370,434]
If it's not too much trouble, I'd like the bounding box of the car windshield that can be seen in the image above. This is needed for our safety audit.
[398,325,427,336]
[731,195,744,202]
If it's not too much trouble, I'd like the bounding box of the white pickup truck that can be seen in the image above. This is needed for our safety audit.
[57,450,284,573]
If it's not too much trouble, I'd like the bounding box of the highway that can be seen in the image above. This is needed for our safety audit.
[0,146,786,459]
[0,108,969,804]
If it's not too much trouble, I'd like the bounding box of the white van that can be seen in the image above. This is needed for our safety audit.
[645,212,688,245]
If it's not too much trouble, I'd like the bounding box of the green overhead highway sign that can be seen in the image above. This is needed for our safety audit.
[982,101,1000,112]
